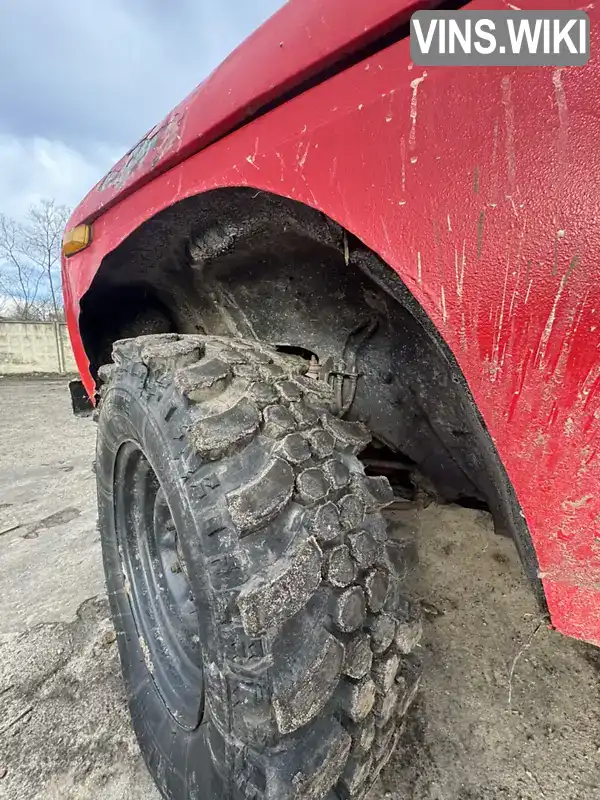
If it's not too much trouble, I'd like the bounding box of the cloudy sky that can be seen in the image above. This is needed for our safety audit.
[0,0,284,219]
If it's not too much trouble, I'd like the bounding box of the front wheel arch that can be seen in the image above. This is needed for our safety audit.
[80,186,545,609]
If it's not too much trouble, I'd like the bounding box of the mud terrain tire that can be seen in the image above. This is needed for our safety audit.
[96,334,422,800]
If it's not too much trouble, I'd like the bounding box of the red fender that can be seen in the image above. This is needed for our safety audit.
[62,0,600,645]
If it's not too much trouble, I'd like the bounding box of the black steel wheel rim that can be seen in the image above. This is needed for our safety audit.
[114,441,204,730]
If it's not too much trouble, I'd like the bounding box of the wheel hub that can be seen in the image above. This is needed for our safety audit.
[115,442,204,730]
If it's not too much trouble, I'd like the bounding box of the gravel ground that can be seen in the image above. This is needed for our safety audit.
[0,378,598,800]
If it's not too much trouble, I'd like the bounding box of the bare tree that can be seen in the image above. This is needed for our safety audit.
[0,199,70,320]
[0,215,45,319]
[23,199,70,319]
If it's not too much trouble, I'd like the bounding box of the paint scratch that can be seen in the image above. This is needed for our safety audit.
[536,255,580,368]
[409,72,427,149]
[580,363,600,405]
[275,151,286,181]
[441,286,447,323]
[501,76,516,191]
[417,251,422,284]
[506,195,519,219]
[562,494,593,510]
[509,219,528,317]
[381,218,391,249]
[552,68,569,165]
[400,136,406,192]
[246,138,260,169]
[297,141,310,170]
[297,168,318,205]
[455,239,466,299]
[552,228,566,276]
[491,247,512,375]
[385,88,395,123]
[490,118,500,204]
[330,155,338,184]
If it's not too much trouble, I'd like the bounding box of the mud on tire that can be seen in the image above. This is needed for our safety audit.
[96,333,422,800]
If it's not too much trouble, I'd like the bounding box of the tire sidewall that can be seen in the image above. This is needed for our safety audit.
[97,372,229,800]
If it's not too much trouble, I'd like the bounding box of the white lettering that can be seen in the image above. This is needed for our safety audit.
[507,18,542,53]
[474,19,496,54]
[412,18,438,54]
[554,19,578,53]
[544,19,551,54]
[411,13,586,63]
[449,19,471,54]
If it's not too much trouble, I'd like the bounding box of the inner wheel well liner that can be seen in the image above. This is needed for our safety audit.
[80,187,545,609]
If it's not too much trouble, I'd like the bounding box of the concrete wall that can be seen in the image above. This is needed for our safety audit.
[0,321,77,375]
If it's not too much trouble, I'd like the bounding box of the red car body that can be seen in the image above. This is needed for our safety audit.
[62,0,600,646]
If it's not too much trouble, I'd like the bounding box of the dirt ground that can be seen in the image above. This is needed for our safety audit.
[0,378,598,800]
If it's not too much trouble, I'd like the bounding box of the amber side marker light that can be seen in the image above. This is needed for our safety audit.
[62,224,91,257]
